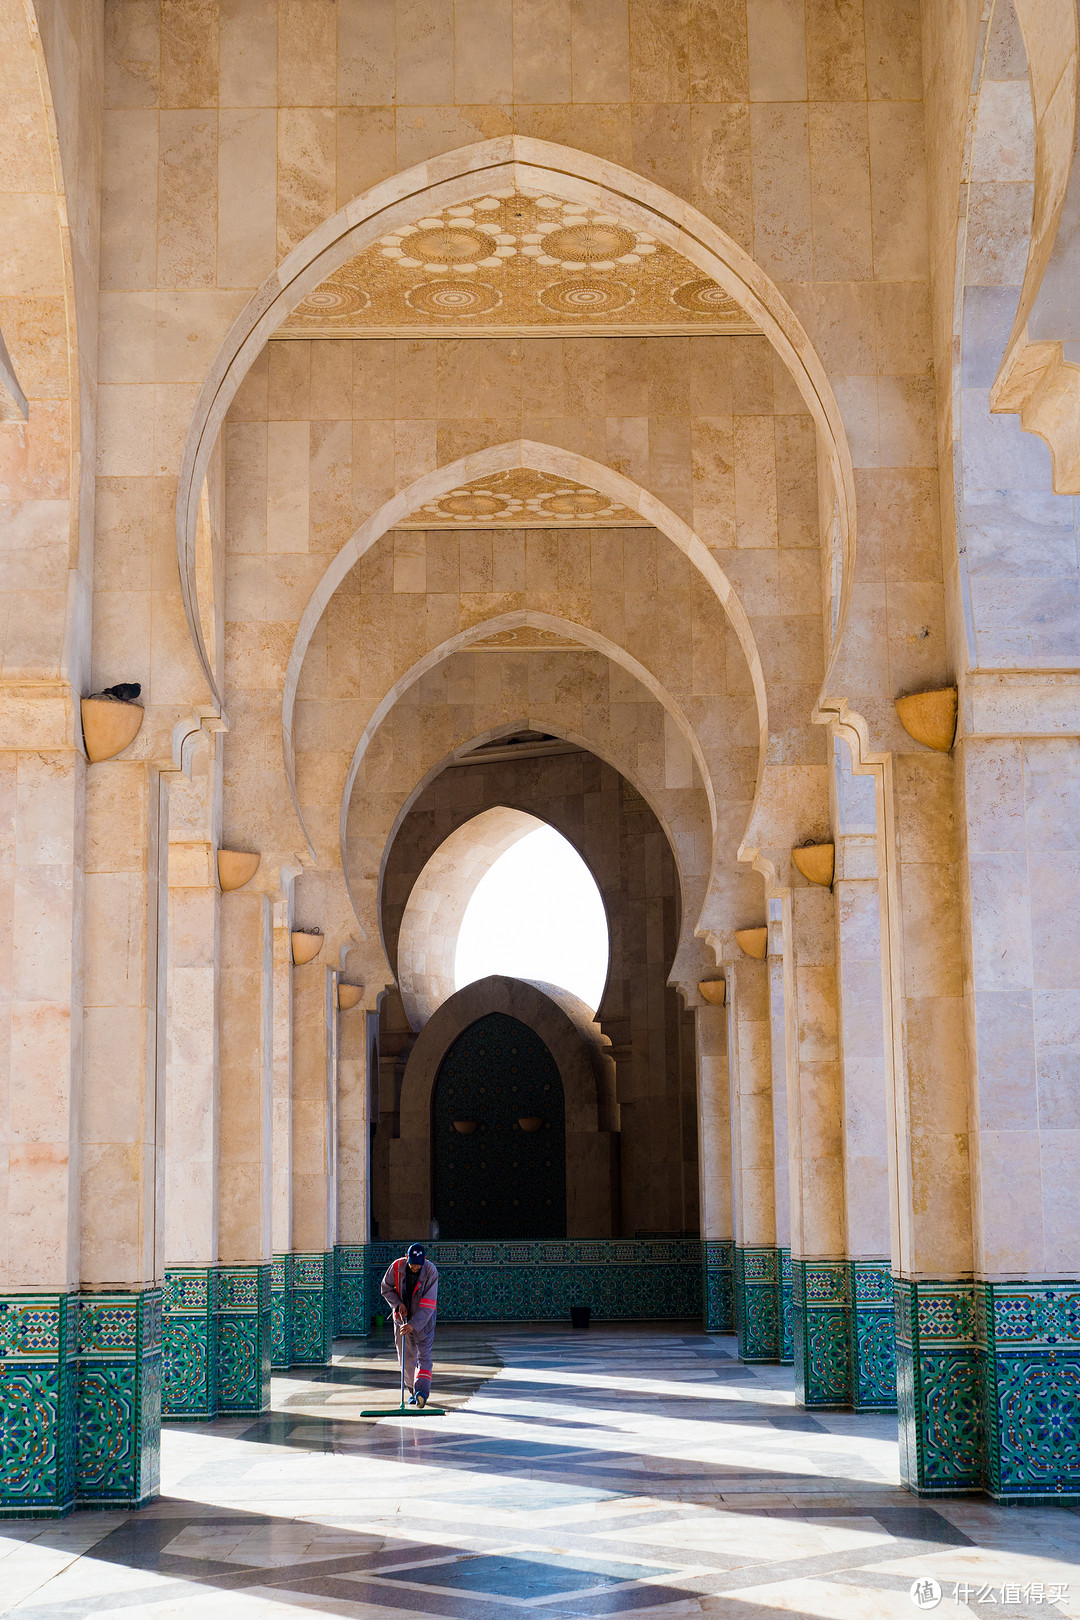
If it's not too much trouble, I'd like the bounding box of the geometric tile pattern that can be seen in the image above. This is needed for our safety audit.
[218,1265,271,1412]
[289,1253,334,1365]
[356,1239,707,1323]
[894,1276,982,1496]
[334,1244,370,1336]
[163,1267,218,1419]
[778,1247,794,1363]
[978,1280,1080,1503]
[702,1240,734,1332]
[271,1254,293,1369]
[75,1290,161,1510]
[734,1245,780,1362]
[848,1261,896,1412]
[792,1259,851,1408]
[0,1293,77,1517]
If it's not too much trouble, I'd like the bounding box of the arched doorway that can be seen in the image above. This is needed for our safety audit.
[431,1011,567,1240]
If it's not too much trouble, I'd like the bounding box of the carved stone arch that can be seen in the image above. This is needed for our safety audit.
[176,137,857,711]
[390,974,617,1239]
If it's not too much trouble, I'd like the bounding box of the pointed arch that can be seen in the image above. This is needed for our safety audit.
[176,136,856,709]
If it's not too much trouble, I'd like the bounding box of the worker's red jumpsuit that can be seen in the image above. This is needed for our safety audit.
[380,1256,439,1398]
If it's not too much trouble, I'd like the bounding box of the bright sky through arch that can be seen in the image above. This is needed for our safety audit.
[454,824,609,1013]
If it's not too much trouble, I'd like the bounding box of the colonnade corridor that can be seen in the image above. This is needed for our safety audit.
[3,1325,1078,1619]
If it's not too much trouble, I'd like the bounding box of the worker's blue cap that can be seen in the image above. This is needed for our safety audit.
[407,1243,425,1266]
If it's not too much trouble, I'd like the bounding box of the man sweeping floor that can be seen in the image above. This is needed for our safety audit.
[381,1243,439,1407]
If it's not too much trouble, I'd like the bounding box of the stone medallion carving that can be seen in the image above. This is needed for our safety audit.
[277,192,757,338]
[395,467,648,528]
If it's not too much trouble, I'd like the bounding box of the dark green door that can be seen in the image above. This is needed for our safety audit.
[432,1013,567,1239]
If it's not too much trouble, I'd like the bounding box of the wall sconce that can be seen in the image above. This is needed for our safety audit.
[518,1117,543,1132]
[217,850,260,891]
[81,684,144,762]
[792,842,834,887]
[698,980,726,1006]
[291,929,323,966]
[735,927,768,960]
[337,982,362,1010]
[453,1120,478,1134]
[895,686,957,752]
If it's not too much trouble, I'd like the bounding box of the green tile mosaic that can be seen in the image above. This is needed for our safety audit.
[75,1290,161,1510]
[163,1267,218,1420]
[290,1252,334,1364]
[849,1262,896,1413]
[0,1294,77,1518]
[978,1281,1080,1503]
[778,1247,793,1364]
[217,1265,271,1412]
[365,1239,706,1322]
[792,1259,851,1408]
[734,1245,780,1362]
[334,1244,371,1336]
[271,1254,293,1369]
[703,1240,734,1332]
[895,1277,982,1496]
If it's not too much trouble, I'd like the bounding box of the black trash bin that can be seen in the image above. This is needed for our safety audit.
[570,1305,591,1329]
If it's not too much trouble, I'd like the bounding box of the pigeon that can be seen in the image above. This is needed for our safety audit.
[98,682,142,703]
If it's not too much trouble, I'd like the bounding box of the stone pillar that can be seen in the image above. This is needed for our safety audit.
[0,693,85,1515]
[334,995,374,1337]
[217,888,273,1412]
[882,744,974,1494]
[696,1001,733,1330]
[161,831,220,1420]
[767,908,793,1362]
[290,953,337,1364]
[270,905,293,1368]
[833,738,895,1412]
[952,729,1080,1501]
[78,757,166,1507]
[783,882,849,1408]
[728,958,779,1362]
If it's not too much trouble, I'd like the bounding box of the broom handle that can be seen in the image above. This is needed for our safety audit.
[400,1318,405,1408]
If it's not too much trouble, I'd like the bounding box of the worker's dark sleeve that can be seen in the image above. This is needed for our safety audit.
[381,1260,405,1312]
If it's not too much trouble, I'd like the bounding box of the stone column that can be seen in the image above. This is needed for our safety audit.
[696,1001,733,1330]
[161,831,219,1419]
[767,907,793,1362]
[217,887,273,1412]
[833,737,895,1412]
[290,951,337,1364]
[728,958,779,1362]
[79,757,166,1507]
[334,991,374,1337]
[783,882,848,1408]
[0,693,85,1515]
[269,904,294,1368]
[953,725,1080,1500]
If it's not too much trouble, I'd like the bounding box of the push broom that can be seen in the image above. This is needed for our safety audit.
[361,1326,445,1417]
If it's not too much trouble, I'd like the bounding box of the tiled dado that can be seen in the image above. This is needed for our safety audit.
[896,1278,1080,1502]
[778,1248,794,1364]
[289,1253,334,1364]
[703,1240,734,1332]
[163,1264,272,1418]
[1,1290,161,1519]
[335,1244,371,1336]
[849,1262,896,1412]
[271,1254,292,1368]
[734,1246,780,1362]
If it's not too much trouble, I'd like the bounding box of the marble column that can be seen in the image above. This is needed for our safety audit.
[334,994,374,1337]
[728,958,779,1362]
[78,757,165,1507]
[0,696,85,1516]
[833,738,895,1412]
[696,1001,733,1330]
[290,953,337,1363]
[216,887,273,1411]
[783,882,848,1407]
[767,911,793,1362]
[951,729,1080,1501]
[269,905,294,1367]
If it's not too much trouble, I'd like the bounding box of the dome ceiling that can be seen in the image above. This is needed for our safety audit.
[276,190,757,340]
[395,466,648,529]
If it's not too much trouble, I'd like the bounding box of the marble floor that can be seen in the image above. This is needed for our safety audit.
[3,1324,1080,1619]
